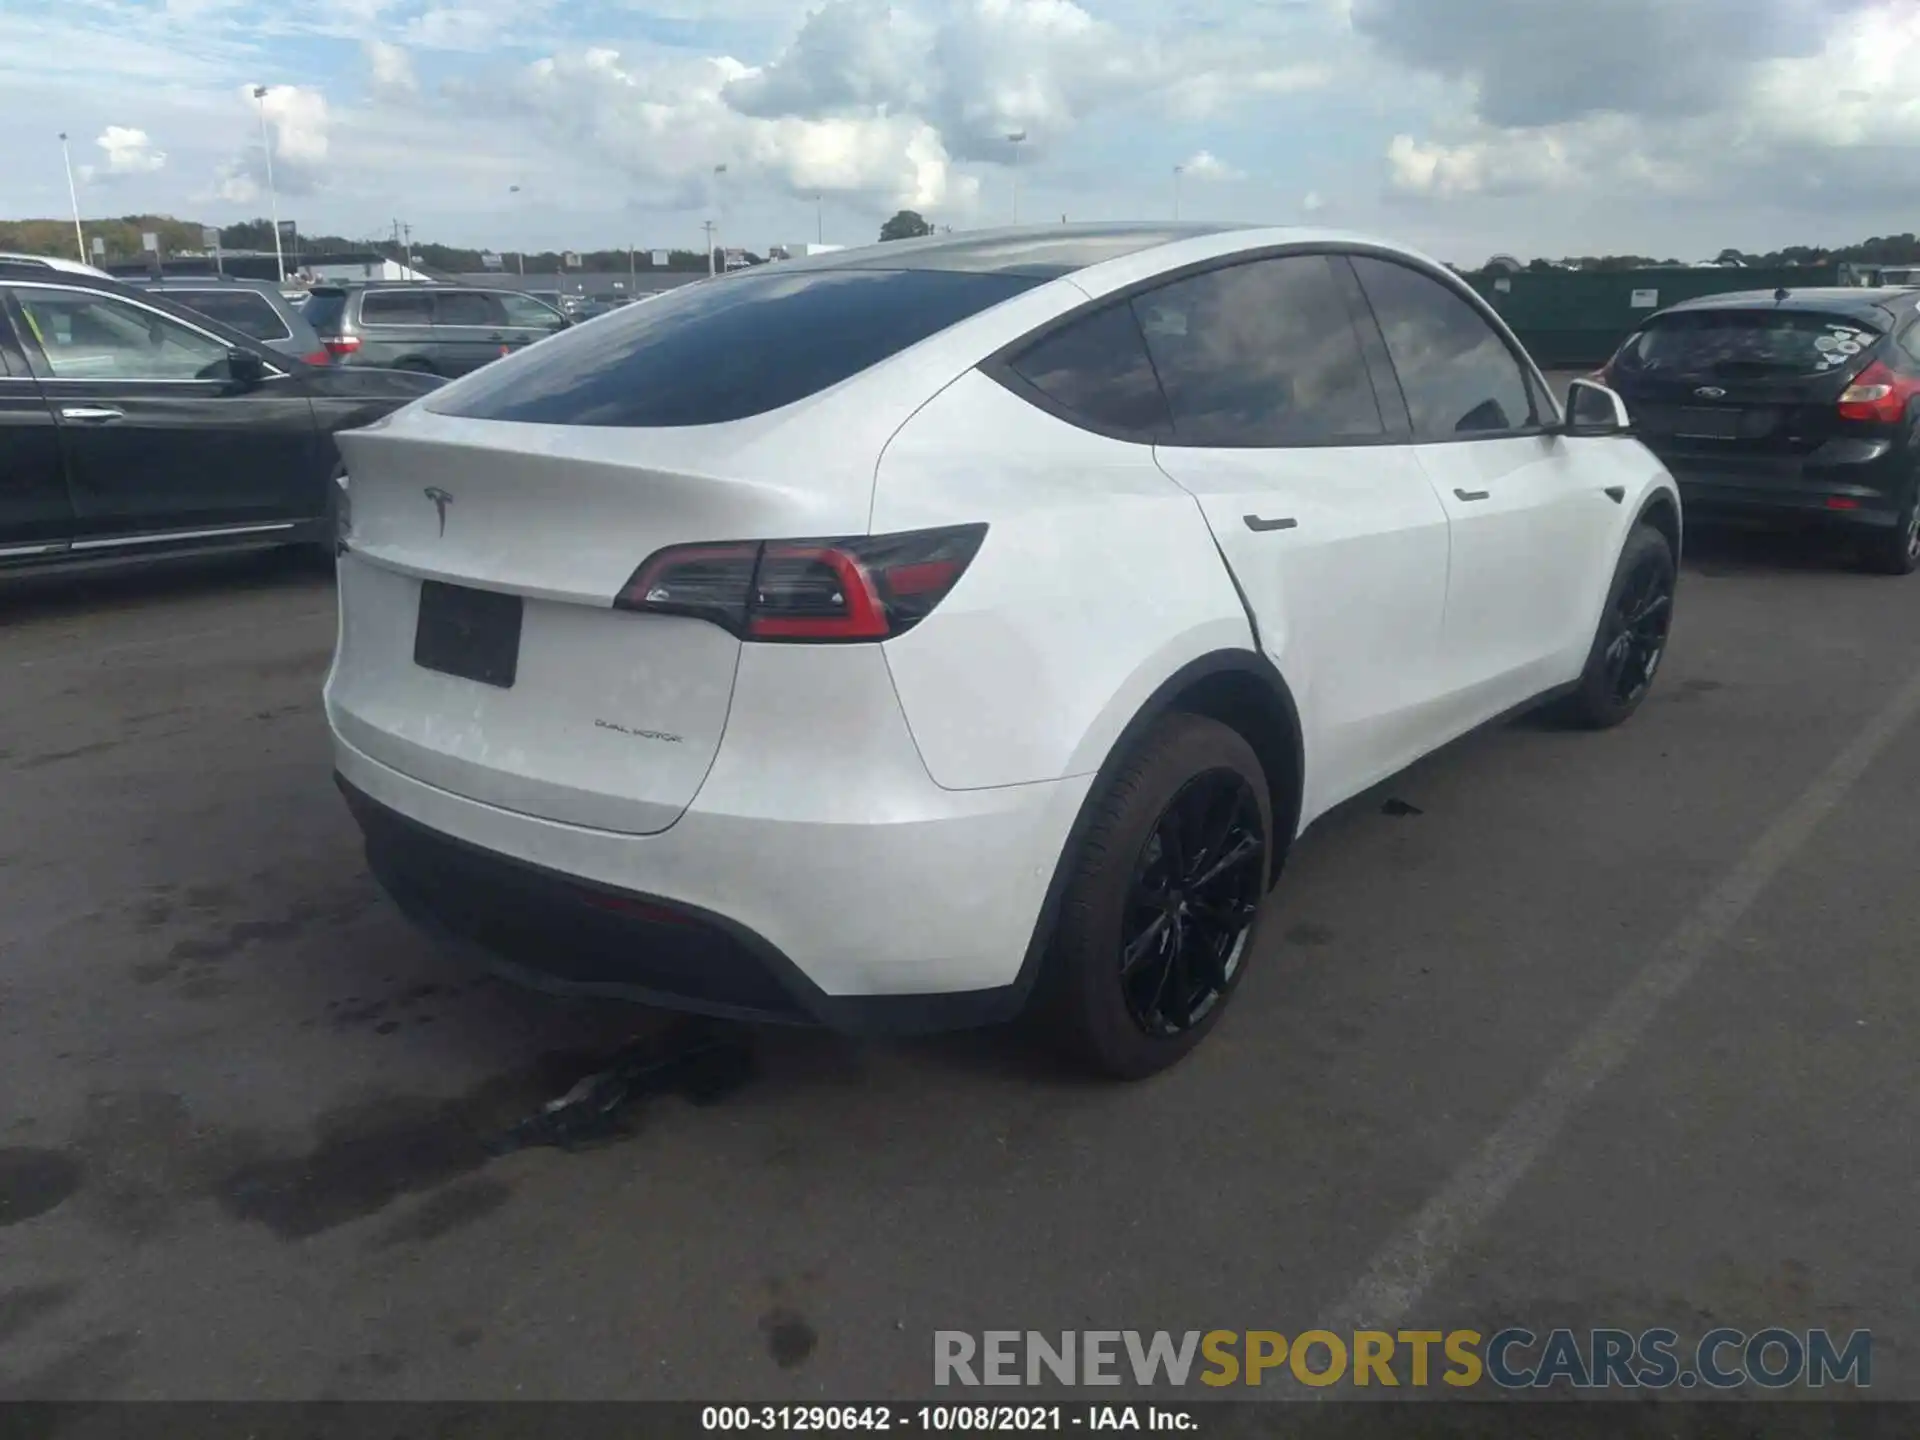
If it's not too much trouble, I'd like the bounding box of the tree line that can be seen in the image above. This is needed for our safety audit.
[9,211,1920,273]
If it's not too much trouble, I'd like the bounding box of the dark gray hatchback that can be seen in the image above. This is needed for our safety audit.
[1599,286,1920,574]
[303,283,569,377]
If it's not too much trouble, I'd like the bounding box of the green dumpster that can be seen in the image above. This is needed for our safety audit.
[1466,265,1862,369]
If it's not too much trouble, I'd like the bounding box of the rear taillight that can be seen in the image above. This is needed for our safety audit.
[1837,361,1920,424]
[302,348,333,366]
[613,525,987,643]
[323,335,361,358]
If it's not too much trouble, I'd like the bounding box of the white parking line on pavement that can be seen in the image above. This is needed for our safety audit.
[1321,657,1920,1334]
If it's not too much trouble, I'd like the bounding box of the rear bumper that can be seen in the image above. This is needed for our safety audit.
[333,722,1091,1035]
[1664,448,1911,528]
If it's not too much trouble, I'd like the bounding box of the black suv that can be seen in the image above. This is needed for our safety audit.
[303,283,568,376]
[0,262,440,575]
[1599,287,1920,574]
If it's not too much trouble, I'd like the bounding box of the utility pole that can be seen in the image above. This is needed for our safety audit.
[629,243,636,291]
[815,193,823,245]
[703,220,716,277]
[402,222,413,275]
[1173,163,1184,222]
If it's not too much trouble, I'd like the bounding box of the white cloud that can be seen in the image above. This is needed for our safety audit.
[1302,190,1325,214]
[489,45,978,213]
[365,39,417,98]
[466,0,1329,219]
[216,83,331,203]
[79,126,168,184]
[1179,150,1243,182]
[1374,0,1920,225]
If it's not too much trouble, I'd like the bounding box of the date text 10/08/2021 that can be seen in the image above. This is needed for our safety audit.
[702,1407,1191,1432]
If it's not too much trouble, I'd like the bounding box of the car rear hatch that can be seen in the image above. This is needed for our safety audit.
[1608,308,1889,475]
[325,263,1058,835]
[304,287,357,361]
[328,408,885,835]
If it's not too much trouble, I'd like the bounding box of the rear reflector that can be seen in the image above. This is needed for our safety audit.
[1825,497,1861,510]
[1838,361,1920,424]
[580,888,693,926]
[301,349,333,366]
[323,336,361,357]
[614,525,988,643]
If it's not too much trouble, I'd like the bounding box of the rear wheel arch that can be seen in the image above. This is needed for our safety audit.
[1636,489,1682,563]
[1067,650,1304,888]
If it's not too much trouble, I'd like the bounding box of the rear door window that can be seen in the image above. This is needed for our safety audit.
[497,292,566,330]
[1351,255,1535,440]
[164,289,290,341]
[1129,253,1384,447]
[1002,302,1170,441]
[360,290,433,325]
[1616,311,1885,381]
[432,268,1042,427]
[435,290,505,327]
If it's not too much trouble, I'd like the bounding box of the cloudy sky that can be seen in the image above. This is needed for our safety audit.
[4,0,1918,265]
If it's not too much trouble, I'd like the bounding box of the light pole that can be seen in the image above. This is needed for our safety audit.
[57,133,85,263]
[1007,131,1027,224]
[508,185,525,274]
[709,163,728,275]
[1172,164,1184,221]
[252,85,286,282]
[815,192,823,245]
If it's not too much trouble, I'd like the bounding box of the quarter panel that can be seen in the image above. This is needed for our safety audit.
[872,369,1255,790]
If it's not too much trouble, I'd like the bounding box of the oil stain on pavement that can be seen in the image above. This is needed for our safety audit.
[0,1148,82,1227]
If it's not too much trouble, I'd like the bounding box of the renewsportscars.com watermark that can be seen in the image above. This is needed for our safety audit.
[934,1328,1872,1391]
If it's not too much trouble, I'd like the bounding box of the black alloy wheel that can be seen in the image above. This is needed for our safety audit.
[1601,550,1673,709]
[1120,769,1265,1038]
[1557,522,1676,729]
[1040,712,1274,1078]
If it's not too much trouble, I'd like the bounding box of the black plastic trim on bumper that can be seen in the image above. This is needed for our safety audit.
[336,773,1028,1037]
[1675,480,1902,529]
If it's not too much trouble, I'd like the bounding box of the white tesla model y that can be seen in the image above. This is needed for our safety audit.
[326,224,1679,1078]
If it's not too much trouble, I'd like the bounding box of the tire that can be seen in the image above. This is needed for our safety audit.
[1858,484,1920,576]
[1557,523,1676,730]
[1039,712,1274,1080]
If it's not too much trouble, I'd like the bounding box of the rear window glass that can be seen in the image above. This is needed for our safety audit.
[431,269,1041,427]
[303,291,347,332]
[361,290,433,324]
[165,290,290,341]
[1005,302,1170,441]
[1617,311,1884,379]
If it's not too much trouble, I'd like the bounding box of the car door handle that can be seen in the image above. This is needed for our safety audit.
[59,406,125,423]
[1243,514,1298,532]
[1453,488,1491,502]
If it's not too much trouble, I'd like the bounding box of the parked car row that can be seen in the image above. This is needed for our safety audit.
[0,262,439,570]
[8,227,1915,1083]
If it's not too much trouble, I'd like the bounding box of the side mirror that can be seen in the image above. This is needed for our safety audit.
[226,348,269,388]
[1560,377,1631,436]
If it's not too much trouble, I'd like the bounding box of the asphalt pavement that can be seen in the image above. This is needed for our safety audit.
[2,502,1918,1406]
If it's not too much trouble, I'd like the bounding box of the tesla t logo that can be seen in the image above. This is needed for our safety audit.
[1694,386,1728,399]
[423,486,454,536]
